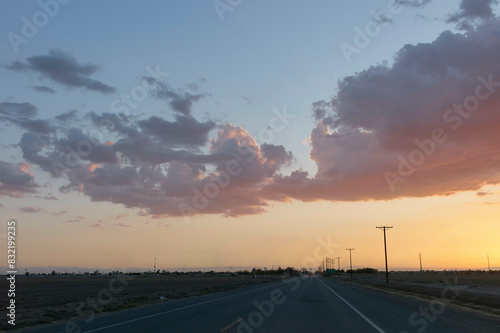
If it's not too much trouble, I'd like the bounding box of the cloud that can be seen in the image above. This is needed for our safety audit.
[447,0,498,29]
[50,122,293,218]
[52,210,67,216]
[29,85,56,94]
[267,19,500,203]
[144,77,206,116]
[115,214,128,219]
[39,195,58,200]
[63,219,81,223]
[55,110,77,121]
[2,117,52,134]
[394,0,432,8]
[5,49,115,94]
[138,115,216,147]
[449,0,497,21]
[0,102,37,118]
[116,222,130,227]
[477,191,493,196]
[0,102,52,134]
[240,95,254,105]
[19,206,42,213]
[0,161,39,197]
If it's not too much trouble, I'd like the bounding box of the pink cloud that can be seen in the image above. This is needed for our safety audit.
[19,206,41,213]
[63,219,81,223]
[267,19,500,203]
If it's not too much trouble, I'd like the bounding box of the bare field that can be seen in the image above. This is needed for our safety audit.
[0,274,278,330]
[341,272,500,313]
[357,272,500,287]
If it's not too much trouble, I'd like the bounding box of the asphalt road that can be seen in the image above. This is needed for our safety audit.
[15,276,500,333]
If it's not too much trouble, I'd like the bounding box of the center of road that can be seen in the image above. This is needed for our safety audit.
[318,279,386,333]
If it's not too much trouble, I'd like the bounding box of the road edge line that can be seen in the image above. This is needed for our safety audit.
[318,278,386,333]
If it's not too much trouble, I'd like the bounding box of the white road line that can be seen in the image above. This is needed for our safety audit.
[318,279,386,333]
[82,281,284,332]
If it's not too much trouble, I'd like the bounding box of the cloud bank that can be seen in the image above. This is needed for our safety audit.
[4,15,500,219]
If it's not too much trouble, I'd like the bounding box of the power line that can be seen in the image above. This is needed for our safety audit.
[346,248,355,280]
[376,226,393,284]
[391,153,500,226]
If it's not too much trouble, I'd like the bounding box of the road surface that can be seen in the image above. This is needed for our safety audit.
[15,276,500,332]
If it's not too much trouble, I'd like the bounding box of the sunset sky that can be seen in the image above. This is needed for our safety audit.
[1,0,500,272]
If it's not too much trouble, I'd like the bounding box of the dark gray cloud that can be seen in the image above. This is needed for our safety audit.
[261,143,294,176]
[0,160,39,197]
[448,0,498,29]
[2,117,52,134]
[57,128,118,164]
[144,77,206,116]
[19,132,59,175]
[138,115,216,147]
[55,110,78,122]
[0,101,52,134]
[5,49,115,94]
[0,102,37,118]
[30,85,56,94]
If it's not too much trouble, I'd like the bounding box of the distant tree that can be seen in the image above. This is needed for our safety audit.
[51,270,56,276]
[355,268,378,274]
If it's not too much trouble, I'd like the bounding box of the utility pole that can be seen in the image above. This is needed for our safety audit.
[346,248,355,280]
[154,258,156,273]
[336,257,341,271]
[419,253,423,272]
[488,255,491,272]
[376,226,393,284]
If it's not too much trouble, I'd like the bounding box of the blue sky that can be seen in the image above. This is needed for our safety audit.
[1,0,456,176]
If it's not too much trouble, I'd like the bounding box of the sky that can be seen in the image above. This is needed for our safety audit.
[1,0,500,272]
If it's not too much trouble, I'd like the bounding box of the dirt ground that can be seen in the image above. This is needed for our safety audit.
[0,274,278,330]
[371,272,500,287]
[339,272,500,314]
